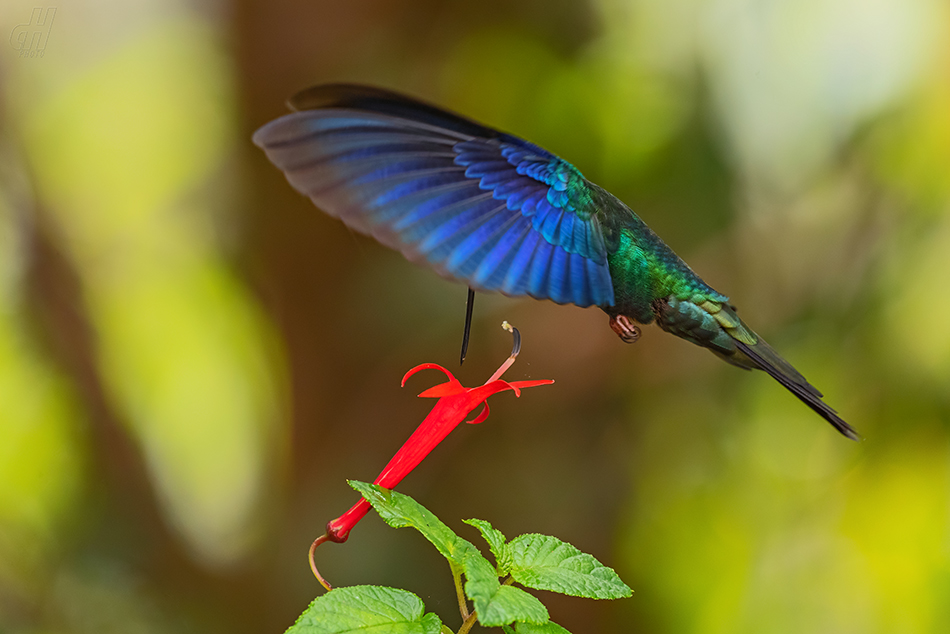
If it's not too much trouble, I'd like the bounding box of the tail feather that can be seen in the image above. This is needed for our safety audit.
[734,340,860,441]
[650,297,858,440]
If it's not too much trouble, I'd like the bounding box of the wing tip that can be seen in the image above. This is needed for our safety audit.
[288,83,401,112]
[250,120,274,149]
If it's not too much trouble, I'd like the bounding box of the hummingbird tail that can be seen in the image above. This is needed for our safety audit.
[733,339,860,441]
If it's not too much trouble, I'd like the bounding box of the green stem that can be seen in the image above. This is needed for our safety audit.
[457,610,478,634]
[451,563,469,620]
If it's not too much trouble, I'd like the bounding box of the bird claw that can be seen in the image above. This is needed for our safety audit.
[609,315,641,344]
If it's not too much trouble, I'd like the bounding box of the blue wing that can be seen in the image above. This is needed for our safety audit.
[253,84,615,307]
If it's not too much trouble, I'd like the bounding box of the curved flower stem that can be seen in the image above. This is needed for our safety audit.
[308,534,333,592]
[451,564,469,620]
[457,610,478,634]
[485,322,521,384]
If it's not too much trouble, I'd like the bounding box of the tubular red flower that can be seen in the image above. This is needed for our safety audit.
[307,324,552,590]
[324,362,553,544]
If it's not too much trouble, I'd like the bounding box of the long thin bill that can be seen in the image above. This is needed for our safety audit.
[460,287,475,365]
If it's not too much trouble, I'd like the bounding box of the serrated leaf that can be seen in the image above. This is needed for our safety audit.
[350,481,479,567]
[287,585,443,634]
[508,534,632,599]
[348,483,551,627]
[464,518,512,575]
[420,614,443,634]
[503,621,573,634]
[476,585,550,627]
[464,553,548,627]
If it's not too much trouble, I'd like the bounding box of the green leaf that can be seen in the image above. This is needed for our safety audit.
[348,482,549,627]
[464,553,548,627]
[463,518,512,575]
[503,621,573,634]
[508,534,632,599]
[286,585,443,634]
[476,585,549,628]
[349,481,479,567]
[420,614,443,634]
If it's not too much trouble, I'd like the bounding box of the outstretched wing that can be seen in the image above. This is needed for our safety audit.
[253,84,616,307]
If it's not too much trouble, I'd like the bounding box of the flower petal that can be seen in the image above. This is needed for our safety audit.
[417,381,468,398]
[466,402,490,425]
[508,379,556,391]
[400,363,462,387]
[466,380,521,401]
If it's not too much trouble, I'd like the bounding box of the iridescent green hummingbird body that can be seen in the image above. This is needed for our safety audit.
[254,84,858,440]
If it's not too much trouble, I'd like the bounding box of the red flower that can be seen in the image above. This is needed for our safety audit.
[310,324,553,589]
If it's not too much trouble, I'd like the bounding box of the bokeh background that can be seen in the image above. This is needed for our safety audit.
[2,0,950,632]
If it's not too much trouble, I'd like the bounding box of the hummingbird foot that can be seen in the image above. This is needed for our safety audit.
[609,315,641,344]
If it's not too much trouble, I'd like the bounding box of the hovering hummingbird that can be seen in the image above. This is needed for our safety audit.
[253,84,857,440]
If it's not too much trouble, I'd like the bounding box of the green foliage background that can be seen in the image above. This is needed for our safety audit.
[1,0,949,632]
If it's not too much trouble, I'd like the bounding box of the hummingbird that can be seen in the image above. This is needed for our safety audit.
[253,84,857,440]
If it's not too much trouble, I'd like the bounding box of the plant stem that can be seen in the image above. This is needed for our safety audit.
[451,563,469,619]
[457,610,478,634]
[308,534,333,591]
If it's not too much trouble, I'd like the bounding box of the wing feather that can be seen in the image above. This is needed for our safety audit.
[254,84,618,306]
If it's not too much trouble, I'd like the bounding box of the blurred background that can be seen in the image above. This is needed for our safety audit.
[1,0,949,632]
